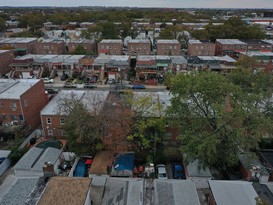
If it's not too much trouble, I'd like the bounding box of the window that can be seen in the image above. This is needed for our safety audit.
[48,129,53,136]
[10,102,17,111]
[60,118,65,125]
[0,102,3,108]
[24,99,28,107]
[47,118,51,124]
[61,130,66,136]
[2,115,7,120]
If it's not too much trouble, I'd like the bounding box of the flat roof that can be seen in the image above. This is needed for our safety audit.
[0,79,41,100]
[0,50,11,54]
[38,177,91,205]
[0,37,37,43]
[216,39,247,45]
[0,176,42,205]
[154,180,200,205]
[157,39,179,44]
[41,90,109,116]
[128,39,150,43]
[198,55,236,63]
[209,180,258,205]
[100,39,123,44]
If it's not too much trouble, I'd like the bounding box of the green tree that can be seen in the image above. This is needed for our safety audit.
[168,71,272,169]
[127,93,167,160]
[73,45,87,55]
[0,18,6,32]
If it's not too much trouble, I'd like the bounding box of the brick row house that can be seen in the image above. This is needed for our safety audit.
[0,79,48,130]
[0,38,37,56]
[67,39,96,54]
[0,50,14,76]
[187,40,215,56]
[215,39,247,57]
[98,39,123,55]
[40,90,109,138]
[35,39,66,55]
[156,39,181,55]
[128,39,151,55]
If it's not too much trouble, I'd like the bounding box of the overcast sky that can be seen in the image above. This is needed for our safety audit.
[0,0,272,8]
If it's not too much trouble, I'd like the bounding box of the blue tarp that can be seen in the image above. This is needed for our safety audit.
[74,160,86,177]
[114,153,134,171]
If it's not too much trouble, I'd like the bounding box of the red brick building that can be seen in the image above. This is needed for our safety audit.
[98,39,123,55]
[187,40,215,56]
[0,79,48,130]
[0,38,37,56]
[128,39,151,55]
[215,39,247,57]
[0,50,14,76]
[157,39,181,55]
[40,90,109,138]
[35,39,66,55]
[67,40,96,54]
[241,40,272,52]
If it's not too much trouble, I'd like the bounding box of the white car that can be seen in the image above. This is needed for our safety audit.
[156,164,168,179]
[43,77,54,84]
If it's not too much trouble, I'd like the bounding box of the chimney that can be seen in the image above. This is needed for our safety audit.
[43,162,56,177]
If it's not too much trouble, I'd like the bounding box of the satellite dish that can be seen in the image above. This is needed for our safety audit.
[256,172,261,178]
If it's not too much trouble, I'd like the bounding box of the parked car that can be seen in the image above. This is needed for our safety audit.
[45,88,58,94]
[43,77,54,84]
[108,79,116,85]
[132,84,146,89]
[63,82,77,88]
[61,74,69,81]
[84,83,97,89]
[172,163,186,179]
[156,164,168,179]
[115,83,132,90]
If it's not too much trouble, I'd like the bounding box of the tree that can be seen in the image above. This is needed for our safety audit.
[168,71,273,169]
[127,93,167,161]
[73,45,87,55]
[0,18,6,32]
[58,92,104,156]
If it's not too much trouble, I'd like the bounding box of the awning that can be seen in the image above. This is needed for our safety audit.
[157,63,169,67]
[14,48,27,52]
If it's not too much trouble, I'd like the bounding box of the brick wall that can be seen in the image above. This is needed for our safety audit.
[21,80,48,130]
[157,42,181,55]
[0,50,14,75]
[98,42,123,55]
[128,42,151,55]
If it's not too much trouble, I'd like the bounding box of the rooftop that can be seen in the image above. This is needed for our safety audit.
[41,90,109,116]
[0,79,41,100]
[38,177,91,205]
[128,39,151,43]
[216,39,247,45]
[100,39,123,44]
[157,39,180,44]
[0,37,37,43]
[0,50,12,54]
[154,179,200,205]
[209,180,258,205]
[14,147,62,173]
[0,175,43,205]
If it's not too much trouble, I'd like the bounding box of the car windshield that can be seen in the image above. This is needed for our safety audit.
[159,173,167,178]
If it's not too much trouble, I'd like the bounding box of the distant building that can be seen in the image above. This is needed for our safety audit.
[187,40,215,56]
[98,39,123,55]
[67,39,96,54]
[215,39,247,57]
[0,50,14,76]
[156,39,181,55]
[241,40,272,52]
[35,39,66,55]
[0,79,48,130]
[0,38,37,56]
[128,39,151,55]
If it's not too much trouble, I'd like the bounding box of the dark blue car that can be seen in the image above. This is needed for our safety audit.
[132,84,146,89]
[172,163,186,179]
